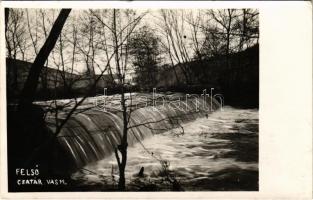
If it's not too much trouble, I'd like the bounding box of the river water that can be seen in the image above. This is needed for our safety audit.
[71,106,258,191]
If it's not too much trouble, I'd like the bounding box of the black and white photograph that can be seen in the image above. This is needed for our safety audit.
[5,6,260,192]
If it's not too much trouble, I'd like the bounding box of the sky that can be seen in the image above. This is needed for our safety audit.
[9,9,204,75]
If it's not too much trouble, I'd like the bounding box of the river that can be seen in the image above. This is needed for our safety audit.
[71,106,258,191]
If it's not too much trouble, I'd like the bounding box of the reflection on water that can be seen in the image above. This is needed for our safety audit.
[72,106,258,191]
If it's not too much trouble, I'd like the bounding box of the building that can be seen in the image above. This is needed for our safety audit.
[6,58,121,100]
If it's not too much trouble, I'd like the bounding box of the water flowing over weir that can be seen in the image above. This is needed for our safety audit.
[43,93,221,170]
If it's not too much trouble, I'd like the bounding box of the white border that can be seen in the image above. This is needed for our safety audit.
[0,1,312,199]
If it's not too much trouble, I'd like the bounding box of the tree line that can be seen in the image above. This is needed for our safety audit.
[6,8,258,92]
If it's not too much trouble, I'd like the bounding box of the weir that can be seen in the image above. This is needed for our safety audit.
[44,93,221,170]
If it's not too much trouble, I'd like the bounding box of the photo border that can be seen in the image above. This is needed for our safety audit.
[0,1,312,199]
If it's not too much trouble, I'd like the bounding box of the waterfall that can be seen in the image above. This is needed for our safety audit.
[44,93,221,170]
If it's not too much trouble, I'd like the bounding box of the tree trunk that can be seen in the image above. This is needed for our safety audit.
[19,9,71,109]
[112,9,128,191]
[118,165,126,190]
[115,89,129,191]
[5,8,9,33]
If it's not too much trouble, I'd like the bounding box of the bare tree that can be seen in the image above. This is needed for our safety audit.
[5,9,28,90]
[91,8,147,190]
[38,9,55,91]
[79,12,99,93]
[206,9,238,57]
[158,10,194,84]
[111,9,145,191]
[26,10,39,57]
[19,10,145,189]
[200,9,259,57]
[19,9,72,109]
[236,9,259,51]
[185,10,203,60]
[5,9,27,60]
